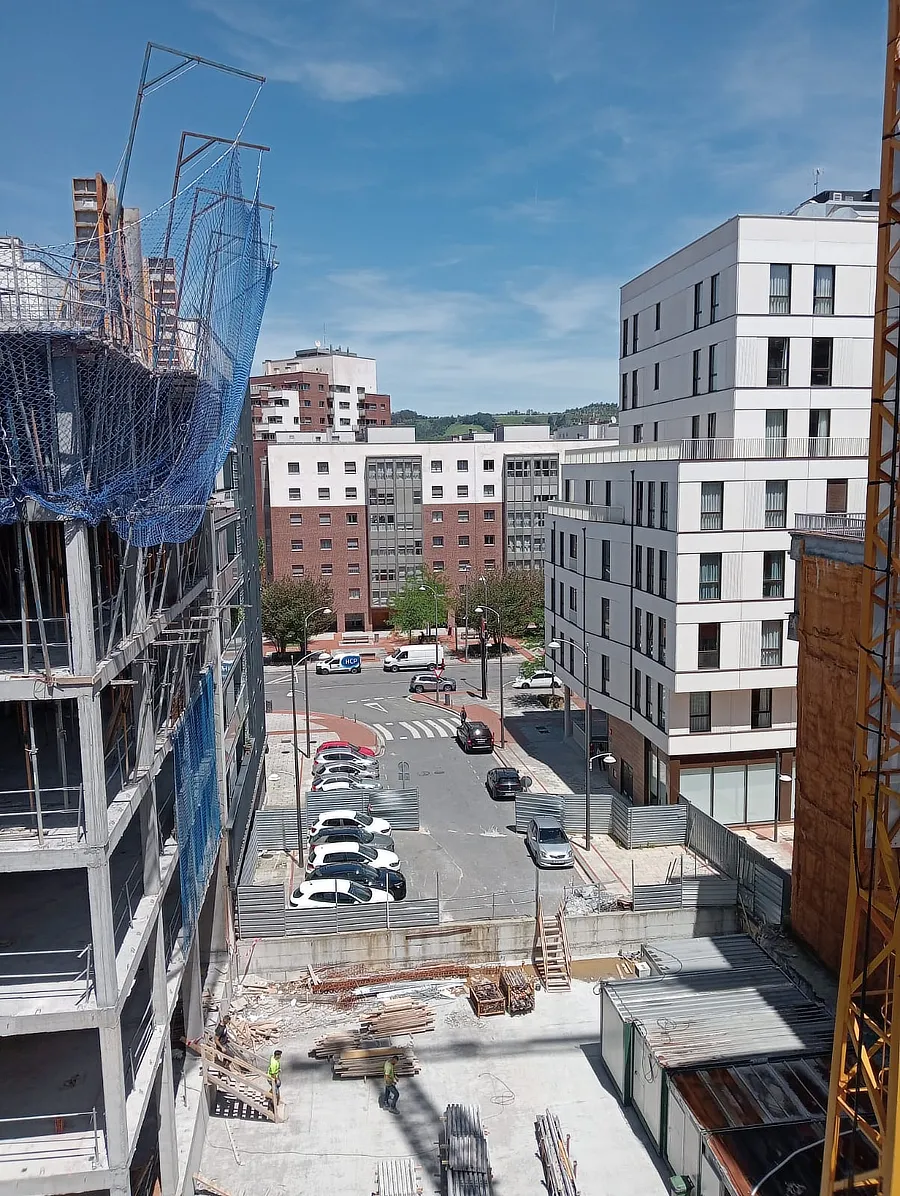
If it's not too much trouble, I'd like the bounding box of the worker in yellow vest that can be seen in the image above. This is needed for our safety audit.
[267,1049,283,1102]
[382,1054,399,1113]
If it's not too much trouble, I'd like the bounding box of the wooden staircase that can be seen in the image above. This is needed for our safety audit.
[533,899,571,991]
[195,1037,283,1122]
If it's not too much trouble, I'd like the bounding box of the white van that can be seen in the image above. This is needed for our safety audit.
[315,653,362,675]
[382,644,445,672]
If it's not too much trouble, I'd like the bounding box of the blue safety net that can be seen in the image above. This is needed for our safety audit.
[173,669,221,952]
[0,148,274,545]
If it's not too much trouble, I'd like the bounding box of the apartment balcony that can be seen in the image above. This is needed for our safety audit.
[794,512,866,538]
[546,502,626,523]
[565,436,868,466]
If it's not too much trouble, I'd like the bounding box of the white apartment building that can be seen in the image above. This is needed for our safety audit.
[255,345,383,439]
[546,190,875,824]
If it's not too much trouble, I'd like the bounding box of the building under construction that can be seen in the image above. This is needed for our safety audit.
[0,94,274,1196]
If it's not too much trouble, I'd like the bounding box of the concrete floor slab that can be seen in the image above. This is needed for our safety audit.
[199,980,668,1196]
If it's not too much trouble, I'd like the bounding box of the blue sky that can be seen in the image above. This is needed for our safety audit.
[0,0,885,413]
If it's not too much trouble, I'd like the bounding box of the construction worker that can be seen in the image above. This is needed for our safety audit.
[214,1014,232,1056]
[383,1054,400,1113]
[267,1049,283,1101]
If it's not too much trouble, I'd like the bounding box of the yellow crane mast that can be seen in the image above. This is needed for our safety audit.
[822,3,900,1191]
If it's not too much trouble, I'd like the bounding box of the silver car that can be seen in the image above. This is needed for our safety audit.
[526,815,574,868]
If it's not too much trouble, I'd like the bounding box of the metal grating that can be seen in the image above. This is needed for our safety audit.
[376,1157,420,1196]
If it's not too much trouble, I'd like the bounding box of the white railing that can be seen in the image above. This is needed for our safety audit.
[0,946,93,1002]
[0,1109,102,1167]
[794,512,866,537]
[546,503,626,523]
[0,785,84,845]
[565,436,868,465]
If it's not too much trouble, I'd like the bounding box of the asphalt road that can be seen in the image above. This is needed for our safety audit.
[264,658,576,914]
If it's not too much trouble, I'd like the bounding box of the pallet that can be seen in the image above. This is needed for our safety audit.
[499,967,535,1015]
[468,979,505,1018]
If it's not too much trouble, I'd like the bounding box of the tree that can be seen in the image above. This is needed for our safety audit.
[388,567,450,637]
[472,568,545,644]
[258,537,267,582]
[260,576,334,655]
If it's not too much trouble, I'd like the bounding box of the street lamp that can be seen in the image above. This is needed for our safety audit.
[418,584,441,669]
[475,605,505,748]
[296,605,332,760]
[478,575,488,700]
[459,563,472,661]
[548,637,594,851]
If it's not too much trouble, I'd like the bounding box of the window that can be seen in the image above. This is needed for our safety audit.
[346,512,358,525]
[457,459,468,472]
[317,462,329,474]
[710,273,719,323]
[432,535,444,547]
[484,558,496,569]
[431,460,443,473]
[564,479,572,502]
[349,588,361,599]
[569,587,578,613]
[658,616,667,664]
[765,480,787,528]
[657,682,667,731]
[692,348,702,396]
[634,607,642,652]
[318,487,330,501]
[632,369,639,406]
[634,668,642,711]
[708,343,718,391]
[655,301,661,331]
[698,623,720,669]
[751,688,773,729]
[826,478,848,514]
[636,481,644,526]
[458,535,470,547]
[700,481,724,530]
[291,539,303,551]
[459,560,471,570]
[653,361,660,391]
[347,537,359,549]
[693,281,703,329]
[458,510,470,522]
[690,692,711,733]
[633,424,644,444]
[484,459,495,471]
[320,538,332,550]
[559,580,564,613]
[290,513,302,525]
[699,553,722,600]
[345,461,357,474]
[646,611,654,659]
[288,461,300,474]
[484,484,495,497]
[621,373,628,409]
[319,512,331,524]
[814,265,835,315]
[345,487,357,500]
[484,509,496,521]
[457,485,469,498]
[569,533,578,559]
[348,562,360,575]
[432,510,443,523]
[647,546,655,593]
[691,414,701,440]
[601,597,610,638]
[632,313,639,353]
[634,545,643,590]
[584,479,593,505]
[431,486,443,498]
[484,534,495,545]
[811,338,833,386]
[769,263,792,314]
[765,408,787,457]
[761,620,783,666]
[601,655,610,694]
[339,401,350,410]
[645,674,653,721]
[605,480,612,505]
[289,487,301,501]
[292,565,304,577]
[707,411,717,439]
[601,540,611,580]
[767,337,789,386]
[763,551,786,598]
[809,407,831,441]
[647,481,656,528]
[622,317,629,356]
[659,551,668,598]
[660,482,669,530]
[433,561,444,572]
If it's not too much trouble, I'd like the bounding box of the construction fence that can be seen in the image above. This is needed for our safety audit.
[514,791,688,847]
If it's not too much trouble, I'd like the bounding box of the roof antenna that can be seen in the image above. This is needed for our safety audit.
[814,166,821,194]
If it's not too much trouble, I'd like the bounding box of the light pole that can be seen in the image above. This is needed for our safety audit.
[548,637,592,850]
[418,584,440,668]
[476,604,505,748]
[301,605,332,757]
[478,575,488,700]
[460,564,471,661]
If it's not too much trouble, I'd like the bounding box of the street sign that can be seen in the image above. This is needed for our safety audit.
[432,663,445,677]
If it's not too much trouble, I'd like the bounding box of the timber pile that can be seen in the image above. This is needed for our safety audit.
[228,1017,279,1049]
[360,998,435,1036]
[468,977,504,1018]
[332,1043,419,1079]
[309,1032,391,1060]
[499,968,534,1015]
[535,1110,579,1196]
[312,962,468,995]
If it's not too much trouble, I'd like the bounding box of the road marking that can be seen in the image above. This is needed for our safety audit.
[438,719,459,733]
[371,723,394,741]
[399,722,422,739]
[419,722,435,738]
[426,720,450,738]
[363,701,388,713]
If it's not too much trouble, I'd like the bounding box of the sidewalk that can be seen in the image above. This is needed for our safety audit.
[262,710,380,810]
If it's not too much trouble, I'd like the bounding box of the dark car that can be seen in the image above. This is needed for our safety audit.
[486,767,532,800]
[306,861,407,901]
[307,825,396,851]
[456,719,495,753]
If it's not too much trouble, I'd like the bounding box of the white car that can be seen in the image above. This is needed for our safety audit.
[289,878,393,908]
[306,842,401,873]
[313,761,380,782]
[310,809,393,837]
[310,777,383,794]
[512,669,561,691]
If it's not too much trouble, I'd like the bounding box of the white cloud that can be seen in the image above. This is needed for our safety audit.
[509,274,619,338]
[487,197,569,225]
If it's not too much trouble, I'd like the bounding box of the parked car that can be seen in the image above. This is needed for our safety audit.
[512,669,561,691]
[314,739,376,759]
[456,719,495,753]
[525,815,574,869]
[289,878,393,908]
[408,672,457,694]
[306,842,401,873]
[306,861,407,901]
[308,825,395,852]
[313,748,379,770]
[383,644,445,671]
[485,767,532,800]
[315,653,363,675]
[310,809,392,838]
[310,777,383,794]
[312,758,380,780]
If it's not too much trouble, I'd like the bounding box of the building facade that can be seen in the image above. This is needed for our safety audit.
[546,192,874,821]
[263,426,560,631]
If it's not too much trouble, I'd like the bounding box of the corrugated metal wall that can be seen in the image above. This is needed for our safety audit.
[304,787,420,831]
[283,898,440,936]
[632,877,738,911]
[514,793,612,834]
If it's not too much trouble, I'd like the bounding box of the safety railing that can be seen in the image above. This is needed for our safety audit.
[104,733,135,802]
[0,785,84,845]
[112,857,146,944]
[794,511,866,538]
[123,1004,156,1095]
[440,887,538,921]
[163,902,183,966]
[0,616,71,673]
[546,502,626,524]
[0,946,93,1003]
[564,435,868,466]
[0,1109,102,1167]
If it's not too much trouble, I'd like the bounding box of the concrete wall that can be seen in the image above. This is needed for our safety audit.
[792,538,863,972]
[236,905,738,982]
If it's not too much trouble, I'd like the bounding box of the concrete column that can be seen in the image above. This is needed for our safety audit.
[563,687,572,738]
[181,936,204,1043]
[155,1040,180,1195]
[139,788,161,898]
[64,524,97,676]
[99,1024,129,1170]
[207,512,229,823]
[86,864,119,1007]
[76,693,108,848]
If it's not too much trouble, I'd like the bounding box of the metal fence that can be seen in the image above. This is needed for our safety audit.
[513,791,687,848]
[304,787,420,831]
[236,887,440,938]
[441,887,538,921]
[253,808,303,851]
[632,876,739,911]
[513,793,613,835]
[0,946,93,1002]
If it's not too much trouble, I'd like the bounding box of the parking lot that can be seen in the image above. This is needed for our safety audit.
[265,654,579,916]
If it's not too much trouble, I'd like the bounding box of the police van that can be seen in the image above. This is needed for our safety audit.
[315,653,362,675]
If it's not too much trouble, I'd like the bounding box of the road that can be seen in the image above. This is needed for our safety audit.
[264,656,577,914]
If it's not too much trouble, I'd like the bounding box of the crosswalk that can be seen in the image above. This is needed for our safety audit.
[368,718,460,742]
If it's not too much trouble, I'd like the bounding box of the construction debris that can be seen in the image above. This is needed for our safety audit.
[360,998,435,1036]
[227,1017,280,1049]
[332,1044,419,1079]
[440,1104,493,1196]
[375,1157,422,1196]
[311,963,469,995]
[193,1174,235,1196]
[499,967,535,1015]
[535,1110,579,1196]
[468,977,505,1018]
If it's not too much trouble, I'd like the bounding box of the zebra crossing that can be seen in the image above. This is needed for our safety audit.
[369,717,460,742]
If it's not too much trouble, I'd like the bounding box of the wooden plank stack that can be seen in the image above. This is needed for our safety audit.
[535,1110,579,1196]
[468,977,505,1018]
[332,1043,419,1079]
[360,998,435,1037]
[309,1031,392,1060]
[499,967,535,1015]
